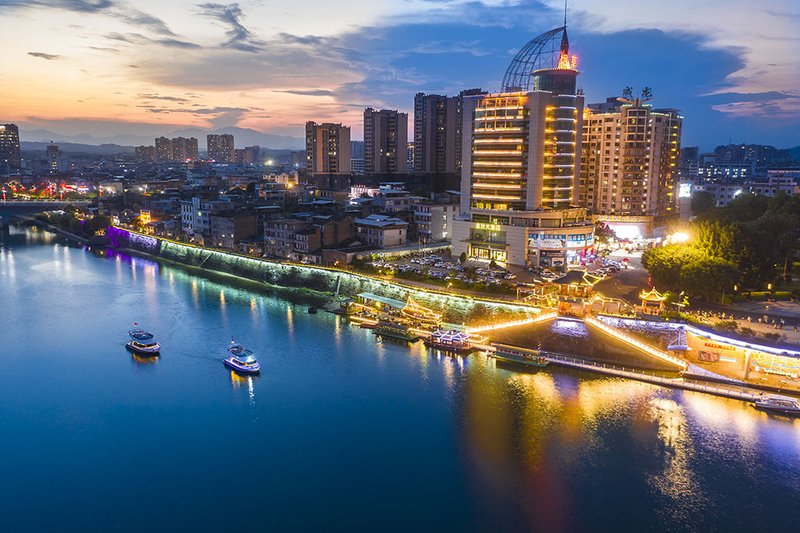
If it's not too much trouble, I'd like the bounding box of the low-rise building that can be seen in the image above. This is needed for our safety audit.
[354,214,408,248]
[210,211,258,249]
[693,174,799,207]
[412,202,459,243]
[451,207,595,269]
[180,197,232,239]
[264,219,311,259]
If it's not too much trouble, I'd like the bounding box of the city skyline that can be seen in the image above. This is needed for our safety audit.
[1,0,799,149]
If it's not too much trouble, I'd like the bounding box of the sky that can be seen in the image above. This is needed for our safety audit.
[0,0,798,150]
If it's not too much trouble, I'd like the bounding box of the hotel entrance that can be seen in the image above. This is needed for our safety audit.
[471,246,507,263]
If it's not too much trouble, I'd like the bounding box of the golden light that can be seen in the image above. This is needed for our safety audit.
[666,232,690,245]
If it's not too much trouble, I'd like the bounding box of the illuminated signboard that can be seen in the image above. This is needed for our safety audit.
[529,233,592,249]
[474,222,503,232]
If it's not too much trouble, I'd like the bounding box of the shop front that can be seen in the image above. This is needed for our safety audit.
[527,230,594,268]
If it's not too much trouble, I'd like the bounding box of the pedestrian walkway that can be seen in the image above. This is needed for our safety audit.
[542,352,768,402]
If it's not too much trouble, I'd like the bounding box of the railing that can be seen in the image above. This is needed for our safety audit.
[542,352,761,402]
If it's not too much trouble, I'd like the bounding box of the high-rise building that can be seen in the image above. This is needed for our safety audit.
[578,94,682,237]
[305,122,351,174]
[207,134,235,163]
[155,137,172,162]
[0,124,21,171]
[413,89,484,175]
[713,144,777,174]
[350,140,365,174]
[135,145,156,162]
[46,143,60,173]
[451,25,594,267]
[171,137,199,161]
[363,109,408,174]
[680,146,699,181]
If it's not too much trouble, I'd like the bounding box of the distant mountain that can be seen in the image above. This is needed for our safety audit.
[21,129,153,147]
[21,127,304,151]
[167,126,303,150]
[788,145,800,162]
[21,141,135,155]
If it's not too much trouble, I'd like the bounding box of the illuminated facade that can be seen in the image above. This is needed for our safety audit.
[0,123,21,171]
[207,134,235,163]
[171,137,199,161]
[451,26,594,267]
[579,95,682,238]
[363,108,408,174]
[305,122,351,174]
[155,136,172,162]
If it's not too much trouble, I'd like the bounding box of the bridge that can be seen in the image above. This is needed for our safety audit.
[0,200,92,229]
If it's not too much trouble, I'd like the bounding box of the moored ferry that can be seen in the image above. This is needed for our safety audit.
[490,342,549,368]
[424,329,477,355]
[224,338,261,375]
[125,323,161,356]
[373,321,420,343]
[753,395,800,416]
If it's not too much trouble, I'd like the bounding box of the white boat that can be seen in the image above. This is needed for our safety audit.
[753,395,800,416]
[126,323,161,356]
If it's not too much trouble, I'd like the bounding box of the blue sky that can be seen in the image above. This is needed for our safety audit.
[1,0,798,149]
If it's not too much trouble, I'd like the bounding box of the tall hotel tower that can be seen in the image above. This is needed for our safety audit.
[451,26,594,267]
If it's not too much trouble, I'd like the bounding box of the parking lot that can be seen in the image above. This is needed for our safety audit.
[364,251,632,294]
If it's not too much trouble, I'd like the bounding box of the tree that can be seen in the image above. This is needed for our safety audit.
[679,257,739,301]
[594,222,616,245]
[641,244,704,290]
[690,191,715,216]
[459,252,467,264]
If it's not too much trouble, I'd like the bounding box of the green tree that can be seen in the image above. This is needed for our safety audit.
[641,244,704,290]
[679,257,739,301]
[691,191,715,215]
[594,222,616,245]
[459,251,467,264]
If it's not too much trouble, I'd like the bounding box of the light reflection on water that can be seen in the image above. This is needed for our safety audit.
[2,227,800,531]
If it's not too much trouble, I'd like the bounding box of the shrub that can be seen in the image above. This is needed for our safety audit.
[714,320,738,331]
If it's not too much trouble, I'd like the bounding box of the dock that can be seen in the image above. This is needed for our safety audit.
[540,352,763,402]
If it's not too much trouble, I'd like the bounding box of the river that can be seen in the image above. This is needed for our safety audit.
[2,226,800,532]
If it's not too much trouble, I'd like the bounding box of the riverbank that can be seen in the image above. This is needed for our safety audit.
[18,216,90,244]
[106,226,542,324]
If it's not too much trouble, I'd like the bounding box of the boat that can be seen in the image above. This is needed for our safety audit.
[491,342,550,368]
[125,323,160,356]
[424,329,477,355]
[223,338,261,375]
[753,395,800,416]
[373,321,420,343]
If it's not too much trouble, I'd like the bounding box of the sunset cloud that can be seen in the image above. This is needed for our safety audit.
[0,0,797,147]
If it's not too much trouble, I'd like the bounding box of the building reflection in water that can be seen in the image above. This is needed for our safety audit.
[458,359,798,531]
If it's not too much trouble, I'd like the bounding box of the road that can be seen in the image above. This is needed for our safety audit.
[593,251,649,302]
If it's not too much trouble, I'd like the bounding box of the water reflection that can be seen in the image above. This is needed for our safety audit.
[230,370,257,407]
[4,227,800,531]
[131,353,159,366]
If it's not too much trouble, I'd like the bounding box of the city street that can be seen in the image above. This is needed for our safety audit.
[593,251,649,301]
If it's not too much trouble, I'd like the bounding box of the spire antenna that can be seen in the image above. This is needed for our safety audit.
[564,0,567,27]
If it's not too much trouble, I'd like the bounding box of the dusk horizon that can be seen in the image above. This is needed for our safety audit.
[2,0,799,150]
[3,2,800,532]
